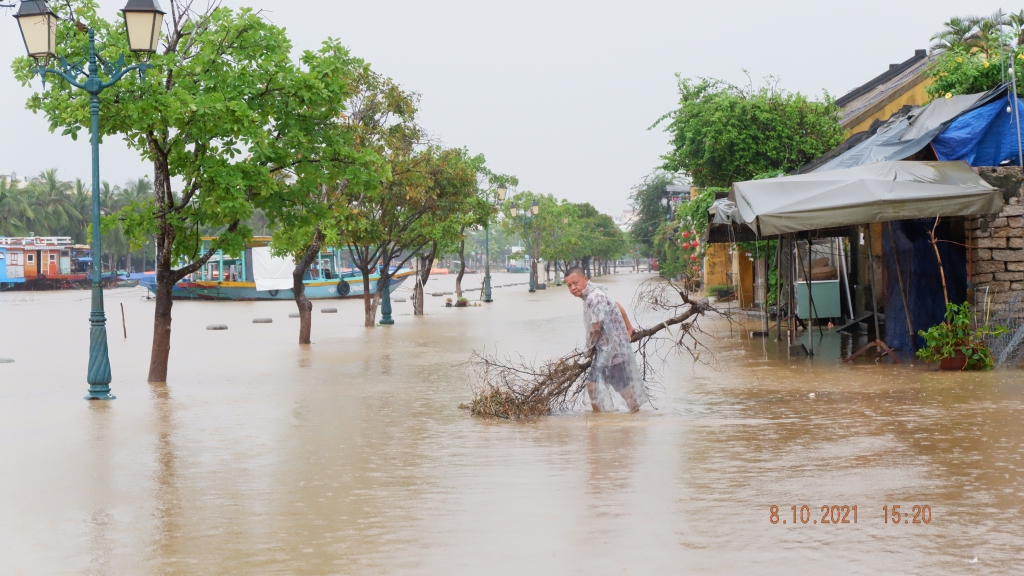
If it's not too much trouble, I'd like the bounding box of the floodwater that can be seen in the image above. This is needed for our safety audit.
[1,271,1022,575]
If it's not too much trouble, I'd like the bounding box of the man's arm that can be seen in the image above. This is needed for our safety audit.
[617,302,635,339]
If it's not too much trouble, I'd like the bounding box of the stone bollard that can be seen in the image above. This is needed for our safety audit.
[207,325,228,331]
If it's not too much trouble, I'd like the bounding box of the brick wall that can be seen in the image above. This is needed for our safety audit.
[968,202,1024,315]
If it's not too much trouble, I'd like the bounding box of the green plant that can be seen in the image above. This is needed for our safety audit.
[706,284,730,297]
[653,76,845,188]
[916,302,1008,370]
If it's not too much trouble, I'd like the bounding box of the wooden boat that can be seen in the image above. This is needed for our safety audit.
[140,237,414,301]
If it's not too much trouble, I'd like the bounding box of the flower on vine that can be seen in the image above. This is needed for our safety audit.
[945,92,953,99]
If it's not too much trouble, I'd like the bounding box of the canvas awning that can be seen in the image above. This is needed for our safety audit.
[732,161,1001,236]
[251,246,295,291]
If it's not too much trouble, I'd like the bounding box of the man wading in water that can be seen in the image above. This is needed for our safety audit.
[565,266,649,413]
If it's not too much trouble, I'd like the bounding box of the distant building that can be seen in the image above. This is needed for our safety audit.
[615,209,638,232]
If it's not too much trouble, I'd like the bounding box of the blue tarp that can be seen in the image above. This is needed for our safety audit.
[882,219,967,354]
[933,98,1024,166]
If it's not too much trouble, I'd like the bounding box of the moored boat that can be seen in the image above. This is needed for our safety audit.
[140,237,414,301]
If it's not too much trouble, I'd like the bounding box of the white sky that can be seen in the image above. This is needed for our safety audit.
[0,0,1011,215]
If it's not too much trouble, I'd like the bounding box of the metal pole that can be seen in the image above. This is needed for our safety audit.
[380,269,394,325]
[484,224,493,302]
[85,30,113,400]
[527,216,536,292]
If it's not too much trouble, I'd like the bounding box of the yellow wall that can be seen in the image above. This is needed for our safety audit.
[704,244,730,288]
[737,253,755,307]
[845,78,933,134]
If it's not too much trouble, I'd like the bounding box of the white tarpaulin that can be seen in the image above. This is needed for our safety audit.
[733,161,1001,236]
[251,246,296,291]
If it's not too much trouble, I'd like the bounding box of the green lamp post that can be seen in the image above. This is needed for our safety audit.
[509,200,540,292]
[483,183,508,303]
[15,0,164,400]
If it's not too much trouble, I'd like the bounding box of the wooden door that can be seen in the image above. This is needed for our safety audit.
[25,252,37,278]
[47,252,58,275]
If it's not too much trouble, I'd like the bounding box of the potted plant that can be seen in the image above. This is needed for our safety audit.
[455,297,469,308]
[916,302,1007,370]
[445,298,453,308]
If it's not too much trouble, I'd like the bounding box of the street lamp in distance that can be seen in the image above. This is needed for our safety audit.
[483,184,508,303]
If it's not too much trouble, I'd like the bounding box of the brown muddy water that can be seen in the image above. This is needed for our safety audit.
[1,272,1022,574]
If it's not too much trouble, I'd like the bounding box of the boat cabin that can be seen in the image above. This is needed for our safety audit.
[0,237,92,284]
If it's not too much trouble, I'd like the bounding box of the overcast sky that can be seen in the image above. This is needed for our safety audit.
[0,0,1010,216]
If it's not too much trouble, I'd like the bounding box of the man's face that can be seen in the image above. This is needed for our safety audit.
[566,271,588,298]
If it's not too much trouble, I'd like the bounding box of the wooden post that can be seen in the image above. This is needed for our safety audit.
[120,302,127,339]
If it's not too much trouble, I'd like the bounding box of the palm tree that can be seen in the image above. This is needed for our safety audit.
[0,177,32,237]
[67,179,91,244]
[930,16,982,51]
[25,169,78,237]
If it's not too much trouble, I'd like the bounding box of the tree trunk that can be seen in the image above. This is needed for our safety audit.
[456,234,466,299]
[414,254,425,316]
[147,272,174,383]
[293,230,323,345]
[415,242,437,316]
[362,270,376,327]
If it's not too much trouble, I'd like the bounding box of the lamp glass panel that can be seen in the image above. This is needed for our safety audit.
[531,204,539,215]
[19,13,56,58]
[510,207,518,217]
[124,11,163,52]
[497,186,507,201]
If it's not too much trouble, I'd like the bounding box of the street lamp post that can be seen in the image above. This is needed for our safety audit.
[483,184,508,303]
[15,0,164,400]
[509,200,540,292]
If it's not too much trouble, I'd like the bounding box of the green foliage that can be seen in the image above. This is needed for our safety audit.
[926,47,1023,99]
[651,188,717,279]
[926,12,1024,98]
[15,1,309,273]
[629,171,685,257]
[916,302,1008,370]
[654,76,845,188]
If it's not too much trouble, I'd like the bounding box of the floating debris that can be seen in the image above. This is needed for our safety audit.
[321,308,338,314]
[207,325,228,331]
[0,357,14,364]
[253,318,273,324]
[288,313,300,318]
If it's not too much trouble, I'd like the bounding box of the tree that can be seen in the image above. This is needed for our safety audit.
[263,41,385,344]
[16,1,329,382]
[925,11,1024,99]
[629,171,685,257]
[347,146,478,325]
[654,76,845,188]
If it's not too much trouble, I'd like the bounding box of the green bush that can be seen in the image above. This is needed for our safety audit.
[916,302,1007,370]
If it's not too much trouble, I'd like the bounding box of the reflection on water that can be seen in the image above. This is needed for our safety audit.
[0,272,1022,574]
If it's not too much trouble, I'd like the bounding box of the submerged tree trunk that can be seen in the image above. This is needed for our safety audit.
[456,234,466,299]
[293,229,324,344]
[415,242,437,316]
[414,254,426,316]
[362,270,377,327]
[148,268,175,383]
